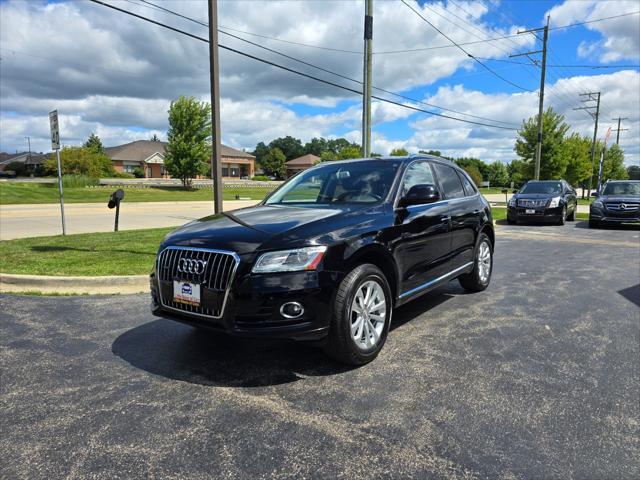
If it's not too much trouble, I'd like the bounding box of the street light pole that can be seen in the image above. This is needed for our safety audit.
[208,0,223,214]
[25,136,31,162]
[361,0,373,158]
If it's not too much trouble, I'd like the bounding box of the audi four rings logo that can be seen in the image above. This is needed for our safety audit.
[178,258,208,274]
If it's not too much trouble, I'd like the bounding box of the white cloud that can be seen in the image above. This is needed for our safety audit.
[546,1,640,63]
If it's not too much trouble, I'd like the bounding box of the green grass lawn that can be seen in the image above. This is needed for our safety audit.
[1,208,591,277]
[0,228,172,276]
[0,183,275,205]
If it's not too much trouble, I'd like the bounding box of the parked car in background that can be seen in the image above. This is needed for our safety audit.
[150,155,494,365]
[589,180,640,228]
[507,180,577,225]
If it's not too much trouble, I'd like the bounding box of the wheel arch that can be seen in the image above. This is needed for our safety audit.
[345,245,399,302]
[480,222,495,250]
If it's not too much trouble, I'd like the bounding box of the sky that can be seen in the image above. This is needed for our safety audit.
[1,0,639,166]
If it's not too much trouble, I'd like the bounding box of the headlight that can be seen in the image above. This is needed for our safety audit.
[508,196,517,207]
[548,196,561,208]
[252,246,327,273]
[592,200,603,208]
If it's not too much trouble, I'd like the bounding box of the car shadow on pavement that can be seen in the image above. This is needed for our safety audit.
[112,288,459,388]
[112,319,351,388]
[574,221,640,230]
[618,284,640,307]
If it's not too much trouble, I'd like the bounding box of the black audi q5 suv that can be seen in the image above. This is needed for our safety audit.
[150,155,494,365]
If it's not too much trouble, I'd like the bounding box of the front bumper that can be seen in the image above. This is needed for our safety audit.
[507,205,564,222]
[589,206,639,224]
[150,268,341,341]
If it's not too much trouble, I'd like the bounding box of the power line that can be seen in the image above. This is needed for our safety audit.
[548,11,640,31]
[86,0,518,131]
[139,0,519,127]
[400,0,533,92]
[474,57,640,69]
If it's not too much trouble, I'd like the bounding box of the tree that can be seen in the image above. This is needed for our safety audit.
[389,147,409,156]
[454,157,489,180]
[4,161,27,176]
[463,165,483,186]
[150,133,160,142]
[43,146,115,177]
[83,133,104,154]
[627,165,640,180]
[515,107,570,180]
[268,136,304,161]
[164,96,211,188]
[487,162,509,187]
[507,159,527,188]
[419,149,441,157]
[260,147,286,179]
[320,150,338,162]
[338,145,362,160]
[304,137,328,156]
[560,133,592,187]
[596,143,627,183]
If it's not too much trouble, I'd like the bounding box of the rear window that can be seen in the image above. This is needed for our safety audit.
[457,171,477,196]
[433,163,465,199]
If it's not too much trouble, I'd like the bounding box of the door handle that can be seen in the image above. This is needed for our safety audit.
[441,215,451,222]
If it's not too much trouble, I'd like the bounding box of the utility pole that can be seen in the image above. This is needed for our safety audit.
[611,117,629,145]
[574,92,601,197]
[208,0,223,214]
[24,136,31,161]
[361,0,373,157]
[512,16,549,180]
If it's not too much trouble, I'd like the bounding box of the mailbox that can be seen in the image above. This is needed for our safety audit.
[107,189,125,231]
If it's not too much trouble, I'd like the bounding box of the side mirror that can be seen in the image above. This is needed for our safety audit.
[591,192,599,198]
[512,189,518,194]
[399,184,440,207]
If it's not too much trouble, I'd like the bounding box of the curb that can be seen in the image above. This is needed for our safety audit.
[0,273,148,295]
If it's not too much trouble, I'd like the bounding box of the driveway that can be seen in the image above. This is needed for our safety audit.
[0,200,259,240]
[1,223,639,479]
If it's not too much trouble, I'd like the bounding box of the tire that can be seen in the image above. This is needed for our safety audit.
[507,217,516,225]
[589,217,599,229]
[458,232,493,292]
[324,264,392,366]
[557,206,567,225]
[567,205,576,221]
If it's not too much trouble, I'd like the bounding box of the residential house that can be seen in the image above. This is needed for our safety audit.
[0,152,48,172]
[285,153,320,177]
[104,140,255,179]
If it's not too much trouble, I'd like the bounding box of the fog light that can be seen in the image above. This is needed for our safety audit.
[280,302,304,319]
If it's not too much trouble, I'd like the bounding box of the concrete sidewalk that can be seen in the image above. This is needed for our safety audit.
[0,200,259,240]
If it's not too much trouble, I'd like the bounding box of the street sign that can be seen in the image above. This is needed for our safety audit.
[49,110,60,150]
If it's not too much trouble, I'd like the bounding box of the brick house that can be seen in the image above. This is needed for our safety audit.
[285,153,320,177]
[105,140,255,179]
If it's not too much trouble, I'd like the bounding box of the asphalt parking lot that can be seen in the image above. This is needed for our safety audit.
[1,222,639,479]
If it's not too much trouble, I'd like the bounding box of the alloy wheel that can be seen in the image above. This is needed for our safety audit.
[478,241,491,283]
[350,280,387,351]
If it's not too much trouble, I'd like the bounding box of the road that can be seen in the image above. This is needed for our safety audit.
[1,223,639,479]
[0,200,259,240]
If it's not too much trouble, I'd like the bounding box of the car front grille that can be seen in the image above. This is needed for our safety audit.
[605,202,639,211]
[156,246,239,318]
[518,199,547,208]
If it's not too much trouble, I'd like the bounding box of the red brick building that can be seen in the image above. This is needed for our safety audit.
[105,140,255,179]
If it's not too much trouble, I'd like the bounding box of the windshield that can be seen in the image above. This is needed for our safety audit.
[265,160,400,205]
[602,182,640,196]
[520,182,562,195]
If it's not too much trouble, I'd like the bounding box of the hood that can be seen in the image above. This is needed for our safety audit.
[599,194,640,202]
[515,193,559,200]
[160,204,349,254]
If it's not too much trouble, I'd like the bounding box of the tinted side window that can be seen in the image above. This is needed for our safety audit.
[433,163,465,199]
[401,161,436,196]
[457,171,477,196]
